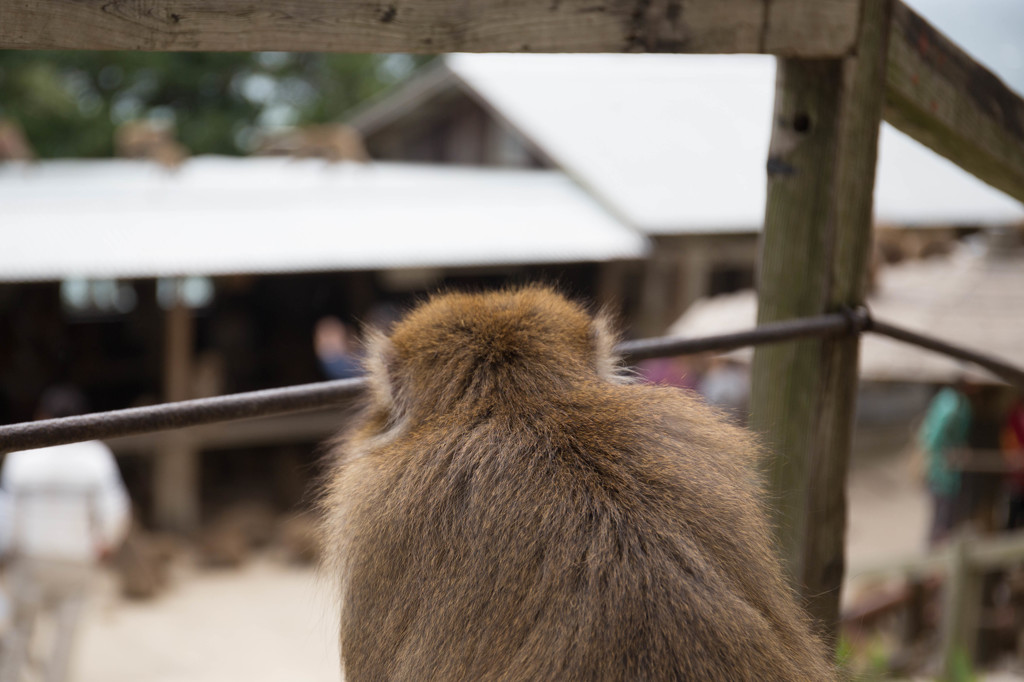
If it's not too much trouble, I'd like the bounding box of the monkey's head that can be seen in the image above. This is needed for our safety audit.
[361,287,620,424]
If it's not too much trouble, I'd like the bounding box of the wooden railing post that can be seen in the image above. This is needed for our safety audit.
[941,533,981,680]
[153,291,201,533]
[749,0,894,646]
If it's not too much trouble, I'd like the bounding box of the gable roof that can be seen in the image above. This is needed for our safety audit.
[352,54,1024,235]
[0,157,648,282]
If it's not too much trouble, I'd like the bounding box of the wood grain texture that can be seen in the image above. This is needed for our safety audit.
[752,56,842,584]
[153,301,201,532]
[0,0,860,55]
[764,0,863,56]
[885,2,1024,204]
[750,0,891,647]
[941,534,982,678]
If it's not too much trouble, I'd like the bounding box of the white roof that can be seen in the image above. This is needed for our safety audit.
[669,243,1024,384]
[444,54,1024,234]
[0,158,648,282]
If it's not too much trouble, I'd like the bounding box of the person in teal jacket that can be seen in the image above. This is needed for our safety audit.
[918,380,974,546]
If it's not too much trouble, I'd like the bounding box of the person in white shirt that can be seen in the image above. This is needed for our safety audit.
[0,387,130,682]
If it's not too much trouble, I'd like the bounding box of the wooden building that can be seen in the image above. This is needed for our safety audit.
[0,157,647,530]
[348,54,1024,335]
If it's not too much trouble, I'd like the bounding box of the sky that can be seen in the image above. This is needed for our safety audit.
[904,0,1024,95]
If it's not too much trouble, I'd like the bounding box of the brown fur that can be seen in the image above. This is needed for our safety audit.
[321,287,835,681]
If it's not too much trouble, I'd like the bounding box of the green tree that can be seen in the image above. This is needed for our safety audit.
[0,52,425,158]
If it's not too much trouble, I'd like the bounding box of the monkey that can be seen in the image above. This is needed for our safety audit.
[114,120,188,167]
[256,123,370,162]
[320,286,836,681]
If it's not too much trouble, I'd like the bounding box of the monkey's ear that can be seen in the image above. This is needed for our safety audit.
[362,329,399,411]
[591,312,626,382]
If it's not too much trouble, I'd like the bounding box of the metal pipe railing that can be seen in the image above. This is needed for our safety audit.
[2,308,1021,454]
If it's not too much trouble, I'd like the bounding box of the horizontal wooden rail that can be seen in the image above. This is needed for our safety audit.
[848,530,1024,593]
[0,0,863,55]
[960,531,1024,571]
[847,529,1024,677]
[884,2,1024,204]
[3,3,1017,202]
[849,551,947,583]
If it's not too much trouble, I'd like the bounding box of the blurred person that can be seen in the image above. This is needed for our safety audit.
[1001,399,1024,529]
[636,356,701,391]
[313,316,362,380]
[0,386,131,682]
[917,378,975,547]
[698,357,750,419]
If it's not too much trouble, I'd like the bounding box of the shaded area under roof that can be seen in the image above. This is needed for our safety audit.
[355,54,1024,234]
[0,157,649,283]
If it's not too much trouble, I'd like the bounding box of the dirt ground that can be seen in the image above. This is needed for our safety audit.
[71,560,339,682]
[844,445,932,603]
[28,446,1006,681]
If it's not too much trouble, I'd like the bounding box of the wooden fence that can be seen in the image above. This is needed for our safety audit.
[2,0,1023,672]
[852,530,1024,680]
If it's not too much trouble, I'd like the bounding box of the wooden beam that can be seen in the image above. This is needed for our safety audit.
[0,0,861,56]
[941,534,982,679]
[848,529,1024,580]
[885,2,1024,204]
[749,0,891,647]
[153,297,201,533]
[965,528,1024,570]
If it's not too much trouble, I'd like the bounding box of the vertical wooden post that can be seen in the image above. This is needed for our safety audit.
[596,261,627,315]
[680,241,711,314]
[638,251,676,337]
[153,290,200,532]
[749,0,893,646]
[941,534,981,679]
[902,577,926,645]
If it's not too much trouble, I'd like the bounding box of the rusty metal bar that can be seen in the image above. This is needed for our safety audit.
[0,314,861,454]
[3,308,1023,454]
[868,318,1024,392]
[617,310,864,362]
[0,378,366,454]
